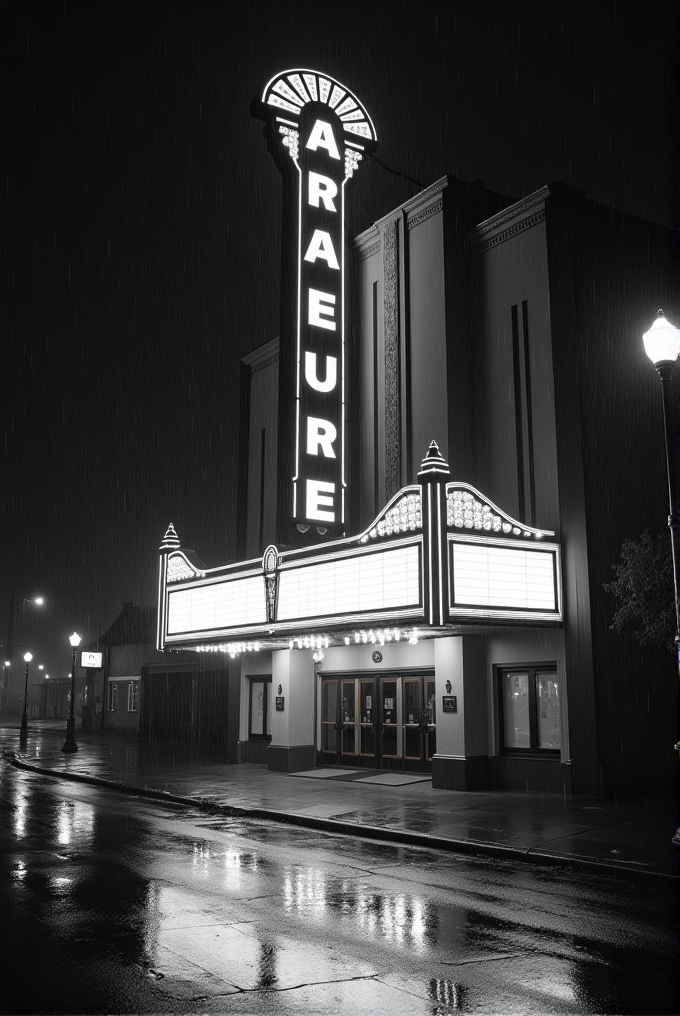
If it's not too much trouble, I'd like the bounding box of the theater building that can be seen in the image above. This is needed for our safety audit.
[155,69,678,797]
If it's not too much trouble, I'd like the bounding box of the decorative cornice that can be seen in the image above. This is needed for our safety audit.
[468,186,550,246]
[399,176,449,217]
[252,352,279,373]
[241,337,279,371]
[407,197,443,230]
[357,239,381,261]
[470,209,545,256]
[352,176,450,251]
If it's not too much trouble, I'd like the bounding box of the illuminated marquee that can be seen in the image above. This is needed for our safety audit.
[155,444,563,654]
[254,70,377,528]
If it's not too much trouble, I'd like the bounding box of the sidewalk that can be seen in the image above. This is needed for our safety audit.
[3,721,678,883]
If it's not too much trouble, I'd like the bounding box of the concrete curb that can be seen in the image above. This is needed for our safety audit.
[8,753,677,885]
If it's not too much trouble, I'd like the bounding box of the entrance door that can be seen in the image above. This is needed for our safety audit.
[381,676,435,773]
[321,675,435,772]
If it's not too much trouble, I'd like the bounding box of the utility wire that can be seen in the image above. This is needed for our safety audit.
[369,154,424,190]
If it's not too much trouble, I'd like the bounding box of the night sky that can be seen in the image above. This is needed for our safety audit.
[2,1,678,678]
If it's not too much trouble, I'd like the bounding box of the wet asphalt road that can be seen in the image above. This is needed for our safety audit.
[1,761,678,1016]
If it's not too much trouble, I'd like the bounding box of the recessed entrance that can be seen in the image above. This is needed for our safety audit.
[321,673,436,772]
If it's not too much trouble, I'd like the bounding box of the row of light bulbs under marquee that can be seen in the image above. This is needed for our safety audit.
[190,627,422,661]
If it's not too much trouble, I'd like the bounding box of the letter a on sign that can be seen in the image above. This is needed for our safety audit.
[303,230,340,270]
[305,120,340,160]
[254,70,377,530]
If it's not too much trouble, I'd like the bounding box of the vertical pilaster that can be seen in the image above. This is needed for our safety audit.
[418,441,451,627]
[382,218,401,500]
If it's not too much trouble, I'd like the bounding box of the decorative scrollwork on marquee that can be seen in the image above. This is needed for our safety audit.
[167,555,197,582]
[262,544,280,623]
[279,125,299,161]
[447,487,540,538]
[367,491,422,540]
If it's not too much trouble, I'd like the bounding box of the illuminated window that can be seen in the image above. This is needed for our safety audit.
[249,677,272,741]
[498,666,560,755]
[108,682,118,712]
[127,681,139,713]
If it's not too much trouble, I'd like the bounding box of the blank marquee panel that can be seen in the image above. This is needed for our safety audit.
[451,543,557,611]
[167,576,266,635]
[277,545,420,621]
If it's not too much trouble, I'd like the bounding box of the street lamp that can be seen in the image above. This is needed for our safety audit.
[1,660,9,717]
[61,632,81,754]
[19,652,33,743]
[642,309,680,644]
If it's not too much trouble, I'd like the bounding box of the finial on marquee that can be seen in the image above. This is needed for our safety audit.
[418,440,451,481]
[159,523,181,552]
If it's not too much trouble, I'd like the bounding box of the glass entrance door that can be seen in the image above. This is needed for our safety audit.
[321,675,435,772]
[381,676,435,773]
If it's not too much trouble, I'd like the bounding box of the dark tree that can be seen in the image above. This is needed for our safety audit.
[605,529,675,651]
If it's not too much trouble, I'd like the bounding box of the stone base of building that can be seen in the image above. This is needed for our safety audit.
[432,755,494,791]
[237,739,270,765]
[494,756,573,795]
[432,754,574,794]
[267,743,316,773]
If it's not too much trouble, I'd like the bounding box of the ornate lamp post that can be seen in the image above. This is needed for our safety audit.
[642,310,680,645]
[61,631,81,754]
[19,652,33,744]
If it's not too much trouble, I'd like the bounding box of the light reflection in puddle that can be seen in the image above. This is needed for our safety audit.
[283,868,431,951]
[12,860,27,880]
[12,785,29,838]
[14,807,26,838]
[56,800,95,846]
[51,875,73,891]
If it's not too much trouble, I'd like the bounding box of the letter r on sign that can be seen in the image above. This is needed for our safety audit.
[307,417,337,458]
[308,172,338,212]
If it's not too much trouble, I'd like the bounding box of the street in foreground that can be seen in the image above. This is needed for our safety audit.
[0,762,677,1015]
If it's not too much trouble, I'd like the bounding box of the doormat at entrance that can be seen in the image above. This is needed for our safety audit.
[289,769,363,779]
[356,773,432,786]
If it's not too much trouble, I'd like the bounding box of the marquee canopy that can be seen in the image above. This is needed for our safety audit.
[156,443,562,657]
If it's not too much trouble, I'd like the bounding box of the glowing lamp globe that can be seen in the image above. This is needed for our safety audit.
[23,652,33,663]
[69,632,81,648]
[643,310,680,367]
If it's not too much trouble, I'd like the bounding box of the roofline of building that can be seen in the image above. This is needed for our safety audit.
[240,336,279,369]
[353,175,451,252]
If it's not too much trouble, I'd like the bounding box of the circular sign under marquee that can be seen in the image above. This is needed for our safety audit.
[372,650,383,663]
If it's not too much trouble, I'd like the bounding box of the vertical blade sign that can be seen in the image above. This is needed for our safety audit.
[253,70,377,532]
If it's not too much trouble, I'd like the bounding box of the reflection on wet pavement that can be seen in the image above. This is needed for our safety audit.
[1,750,679,1014]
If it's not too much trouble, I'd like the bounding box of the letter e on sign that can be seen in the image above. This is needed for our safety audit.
[307,479,336,522]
